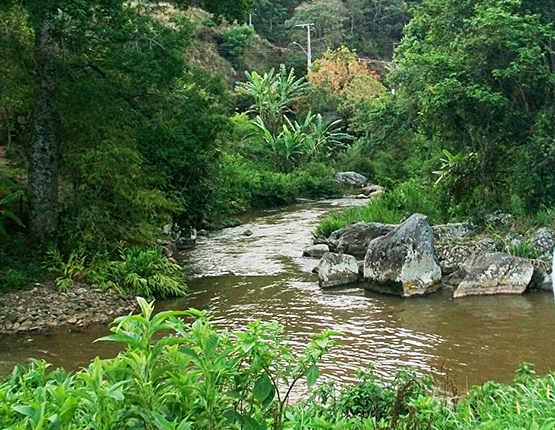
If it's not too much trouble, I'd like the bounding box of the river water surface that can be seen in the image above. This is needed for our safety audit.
[2,198,555,389]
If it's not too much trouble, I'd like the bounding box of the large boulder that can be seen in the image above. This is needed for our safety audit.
[363,214,442,297]
[331,222,396,259]
[317,252,360,288]
[334,171,367,187]
[453,252,534,298]
[303,244,330,258]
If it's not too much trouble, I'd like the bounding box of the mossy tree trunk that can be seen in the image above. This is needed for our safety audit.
[28,15,58,244]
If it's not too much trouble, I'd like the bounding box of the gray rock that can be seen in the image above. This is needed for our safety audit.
[354,193,370,199]
[453,252,534,298]
[435,237,496,276]
[303,244,330,258]
[486,213,514,228]
[363,214,442,297]
[530,228,555,259]
[530,264,553,291]
[432,222,476,242]
[333,222,396,259]
[162,223,173,235]
[197,229,208,237]
[176,237,195,250]
[361,184,384,196]
[317,252,360,288]
[313,236,330,246]
[334,171,367,187]
[243,229,253,236]
[368,190,385,199]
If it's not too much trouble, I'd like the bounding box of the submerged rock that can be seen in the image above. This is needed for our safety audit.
[453,252,534,298]
[317,252,360,288]
[334,171,367,187]
[331,222,395,259]
[303,244,330,258]
[363,214,442,297]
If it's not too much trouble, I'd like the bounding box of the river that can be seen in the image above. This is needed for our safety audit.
[1,198,555,389]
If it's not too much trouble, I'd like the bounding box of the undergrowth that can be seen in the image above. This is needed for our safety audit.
[45,245,187,298]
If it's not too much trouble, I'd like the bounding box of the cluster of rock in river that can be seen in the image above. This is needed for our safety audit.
[305,214,554,298]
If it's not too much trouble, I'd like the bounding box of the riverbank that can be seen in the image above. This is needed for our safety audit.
[0,283,138,336]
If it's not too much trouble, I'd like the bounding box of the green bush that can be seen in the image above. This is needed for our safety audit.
[218,25,256,69]
[44,245,187,298]
[3,301,555,430]
[0,298,338,430]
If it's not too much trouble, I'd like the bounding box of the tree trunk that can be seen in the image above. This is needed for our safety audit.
[29,16,58,244]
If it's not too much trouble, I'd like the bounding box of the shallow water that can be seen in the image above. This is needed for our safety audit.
[1,198,555,390]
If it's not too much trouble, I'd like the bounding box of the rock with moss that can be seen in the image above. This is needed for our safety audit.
[453,252,534,298]
[363,214,442,297]
[435,238,495,276]
[317,252,360,288]
[432,222,476,242]
[529,227,555,259]
[334,171,367,187]
[329,222,395,259]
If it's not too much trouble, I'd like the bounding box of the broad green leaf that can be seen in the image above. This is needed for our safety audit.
[306,363,319,389]
[253,374,273,403]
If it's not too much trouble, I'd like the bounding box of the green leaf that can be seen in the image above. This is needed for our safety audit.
[306,363,319,389]
[241,341,256,353]
[253,374,273,403]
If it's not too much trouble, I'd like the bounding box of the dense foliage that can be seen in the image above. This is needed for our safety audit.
[0,2,350,294]
[352,0,555,219]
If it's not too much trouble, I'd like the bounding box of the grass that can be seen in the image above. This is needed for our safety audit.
[315,180,447,237]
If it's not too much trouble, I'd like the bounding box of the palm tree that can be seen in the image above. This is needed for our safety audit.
[236,65,309,134]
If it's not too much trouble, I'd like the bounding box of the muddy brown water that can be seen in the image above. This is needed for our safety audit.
[1,198,555,390]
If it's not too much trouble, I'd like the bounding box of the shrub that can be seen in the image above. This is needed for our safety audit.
[218,25,256,69]
[44,245,187,298]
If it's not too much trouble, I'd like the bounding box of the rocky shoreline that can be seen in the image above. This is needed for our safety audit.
[307,215,554,298]
[0,284,138,336]
[309,172,554,297]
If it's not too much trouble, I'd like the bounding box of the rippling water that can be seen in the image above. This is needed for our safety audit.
[2,198,555,389]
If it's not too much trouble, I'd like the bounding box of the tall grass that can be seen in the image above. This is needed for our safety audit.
[315,180,447,237]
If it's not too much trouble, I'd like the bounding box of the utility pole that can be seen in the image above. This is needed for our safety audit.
[295,23,314,68]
